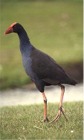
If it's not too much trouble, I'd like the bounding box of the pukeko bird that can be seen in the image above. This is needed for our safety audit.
[5,22,77,123]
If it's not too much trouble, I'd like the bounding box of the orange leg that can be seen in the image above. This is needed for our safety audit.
[49,85,68,123]
[42,92,49,122]
[59,85,65,108]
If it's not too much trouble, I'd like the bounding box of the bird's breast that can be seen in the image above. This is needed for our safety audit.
[22,55,35,80]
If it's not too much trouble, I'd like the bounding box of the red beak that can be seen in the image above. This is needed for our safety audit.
[4,22,17,35]
[5,27,13,35]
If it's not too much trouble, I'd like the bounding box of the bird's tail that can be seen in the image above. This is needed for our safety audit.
[70,79,77,85]
[66,76,77,85]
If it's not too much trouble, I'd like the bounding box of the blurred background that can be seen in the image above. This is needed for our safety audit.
[0,0,83,90]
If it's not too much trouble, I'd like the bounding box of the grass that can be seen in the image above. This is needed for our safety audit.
[0,0,83,89]
[0,102,83,139]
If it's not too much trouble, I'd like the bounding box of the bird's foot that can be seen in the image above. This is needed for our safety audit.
[44,117,49,122]
[49,106,68,124]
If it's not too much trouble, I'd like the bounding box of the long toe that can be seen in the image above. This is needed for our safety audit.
[49,110,61,124]
[49,106,68,124]
[60,107,68,121]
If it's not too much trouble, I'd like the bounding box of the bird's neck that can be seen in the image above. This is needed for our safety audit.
[18,29,30,45]
[17,29,32,54]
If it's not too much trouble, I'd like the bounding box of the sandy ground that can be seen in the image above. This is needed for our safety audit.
[0,84,83,107]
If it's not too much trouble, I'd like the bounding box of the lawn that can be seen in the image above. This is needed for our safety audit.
[0,0,83,89]
[0,102,83,139]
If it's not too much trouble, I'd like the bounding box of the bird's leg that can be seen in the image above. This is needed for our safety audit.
[42,92,49,122]
[49,85,68,123]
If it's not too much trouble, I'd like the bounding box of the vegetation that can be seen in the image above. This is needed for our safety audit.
[0,0,83,89]
[0,102,83,139]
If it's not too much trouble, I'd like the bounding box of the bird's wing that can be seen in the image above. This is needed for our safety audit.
[31,48,69,84]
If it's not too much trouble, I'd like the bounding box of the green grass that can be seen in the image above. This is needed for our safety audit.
[0,102,83,139]
[0,0,83,89]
